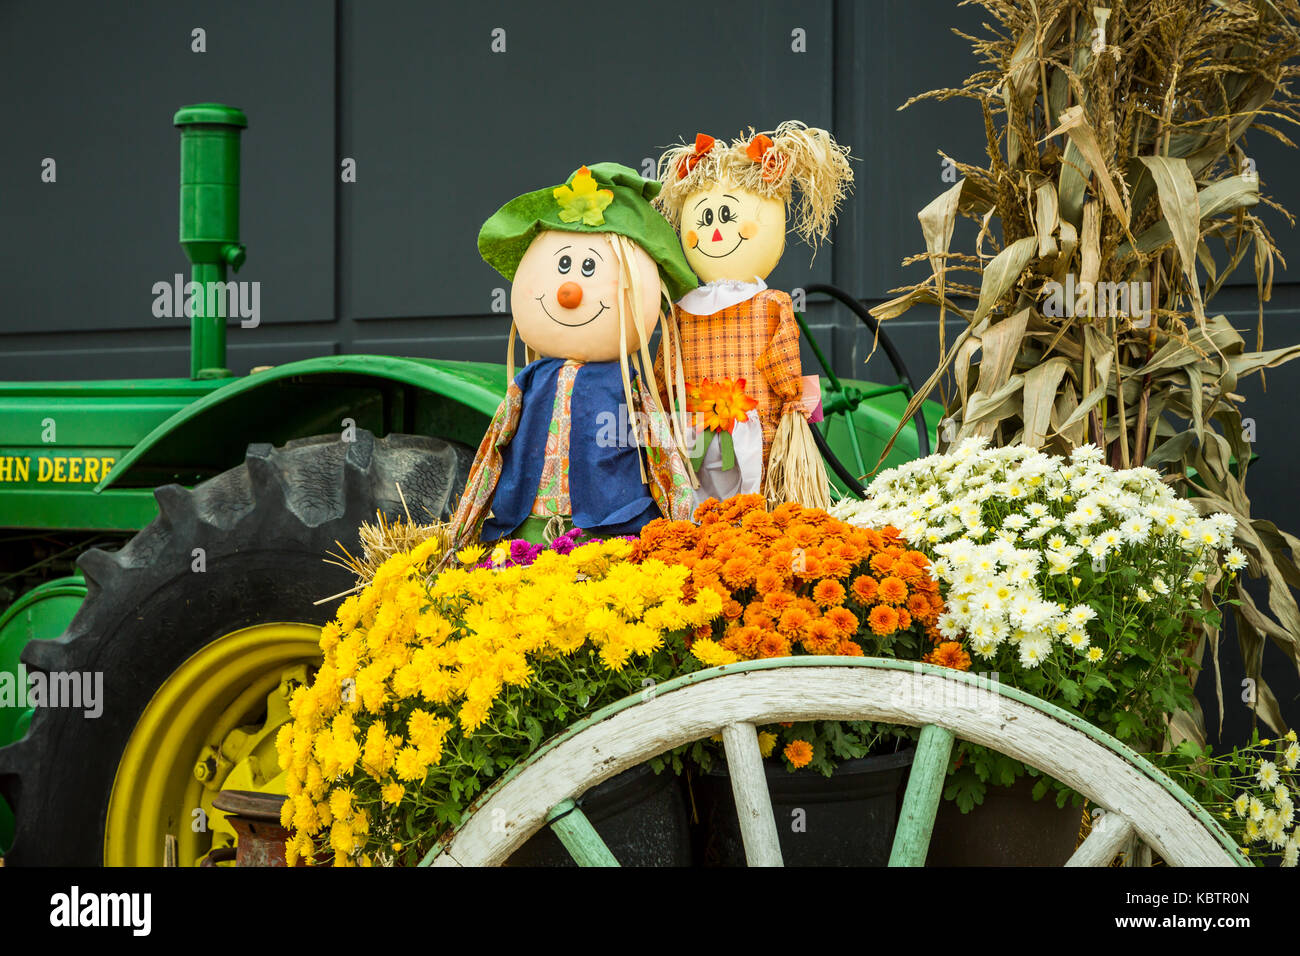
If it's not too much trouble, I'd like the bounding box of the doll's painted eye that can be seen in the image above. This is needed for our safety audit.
[557,255,572,274]
[718,204,735,223]
[581,258,596,277]
[696,207,714,228]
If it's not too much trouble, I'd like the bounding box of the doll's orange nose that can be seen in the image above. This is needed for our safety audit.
[556,282,583,309]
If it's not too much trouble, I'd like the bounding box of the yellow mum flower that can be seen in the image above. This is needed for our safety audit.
[394,745,430,782]
[691,638,739,668]
[292,794,321,834]
[459,694,492,733]
[758,731,778,759]
[336,594,363,631]
[599,638,633,673]
[329,819,356,855]
[328,786,354,821]
[382,781,405,805]
[334,735,361,776]
[456,543,486,566]
[351,808,370,836]
[410,536,442,567]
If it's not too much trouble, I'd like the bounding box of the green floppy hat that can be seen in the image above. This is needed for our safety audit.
[478,162,697,302]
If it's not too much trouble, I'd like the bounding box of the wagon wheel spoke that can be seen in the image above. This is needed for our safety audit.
[1066,809,1135,867]
[546,799,620,867]
[888,723,954,867]
[721,722,783,866]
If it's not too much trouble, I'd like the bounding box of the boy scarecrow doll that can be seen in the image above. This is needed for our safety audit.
[450,163,699,548]
[654,122,854,510]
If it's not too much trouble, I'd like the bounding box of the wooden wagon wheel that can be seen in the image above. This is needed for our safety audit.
[420,658,1248,868]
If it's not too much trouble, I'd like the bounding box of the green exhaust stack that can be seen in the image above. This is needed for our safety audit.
[173,103,247,379]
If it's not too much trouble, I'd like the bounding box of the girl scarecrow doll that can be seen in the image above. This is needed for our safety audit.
[654,121,853,510]
[449,163,698,548]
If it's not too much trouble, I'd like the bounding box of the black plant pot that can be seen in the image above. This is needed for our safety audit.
[926,776,1082,866]
[694,747,915,866]
[506,762,693,866]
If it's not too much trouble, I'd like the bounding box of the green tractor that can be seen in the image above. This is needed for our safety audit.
[0,104,939,867]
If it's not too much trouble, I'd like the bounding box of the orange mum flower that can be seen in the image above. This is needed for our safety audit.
[878,576,909,605]
[894,560,924,583]
[797,552,824,578]
[835,638,864,657]
[788,524,819,549]
[925,642,972,671]
[813,578,846,608]
[868,605,900,636]
[753,568,783,595]
[771,501,801,527]
[723,599,745,621]
[869,552,895,576]
[757,631,792,659]
[777,607,813,637]
[801,619,841,654]
[850,575,879,604]
[732,625,764,659]
[722,556,753,589]
[906,593,933,620]
[744,604,775,630]
[762,592,796,616]
[824,607,859,639]
[897,608,913,630]
[821,555,853,578]
[784,740,814,769]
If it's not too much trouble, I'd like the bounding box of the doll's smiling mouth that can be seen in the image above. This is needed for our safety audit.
[537,296,609,327]
[693,237,745,259]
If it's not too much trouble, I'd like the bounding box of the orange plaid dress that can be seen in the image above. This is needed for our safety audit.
[664,289,805,472]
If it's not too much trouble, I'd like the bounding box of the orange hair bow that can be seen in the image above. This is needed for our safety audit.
[676,133,716,179]
[745,133,787,182]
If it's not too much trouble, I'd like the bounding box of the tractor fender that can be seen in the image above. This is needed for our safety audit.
[96,354,507,490]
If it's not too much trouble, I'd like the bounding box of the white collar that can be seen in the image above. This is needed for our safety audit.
[677,276,767,315]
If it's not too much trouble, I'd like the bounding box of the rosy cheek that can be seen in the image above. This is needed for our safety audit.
[684,230,699,249]
[739,221,759,240]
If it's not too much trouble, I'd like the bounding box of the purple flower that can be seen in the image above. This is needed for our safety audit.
[509,538,543,566]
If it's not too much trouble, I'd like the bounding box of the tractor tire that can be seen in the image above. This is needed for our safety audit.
[0,429,472,866]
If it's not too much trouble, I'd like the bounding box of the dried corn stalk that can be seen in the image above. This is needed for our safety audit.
[876,0,1300,737]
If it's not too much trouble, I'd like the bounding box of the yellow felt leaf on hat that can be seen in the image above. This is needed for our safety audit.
[554,165,614,226]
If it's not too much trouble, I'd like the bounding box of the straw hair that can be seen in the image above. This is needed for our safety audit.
[605,233,696,476]
[655,121,854,248]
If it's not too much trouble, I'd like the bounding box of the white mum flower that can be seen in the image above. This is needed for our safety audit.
[1233,793,1250,817]
[1135,587,1152,603]
[1284,741,1300,770]
[1120,516,1152,544]
[1067,605,1097,626]
[1017,633,1052,668]
[1064,629,1090,651]
[1262,811,1287,850]
[1258,760,1281,789]
[1224,548,1247,572]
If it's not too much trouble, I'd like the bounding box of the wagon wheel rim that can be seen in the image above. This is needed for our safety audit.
[420,658,1247,868]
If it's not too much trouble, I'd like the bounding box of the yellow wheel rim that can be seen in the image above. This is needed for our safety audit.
[104,623,322,867]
